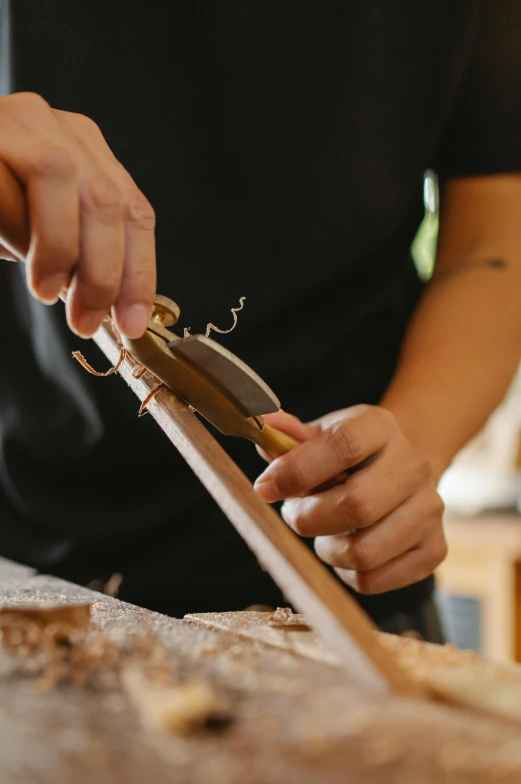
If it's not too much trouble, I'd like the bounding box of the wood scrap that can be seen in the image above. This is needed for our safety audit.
[267,606,312,631]
[122,669,226,735]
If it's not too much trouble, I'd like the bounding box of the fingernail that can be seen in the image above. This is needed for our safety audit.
[34,272,70,304]
[118,303,151,338]
[72,309,107,338]
[253,475,279,502]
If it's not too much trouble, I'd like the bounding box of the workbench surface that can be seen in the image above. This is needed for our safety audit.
[1,557,521,784]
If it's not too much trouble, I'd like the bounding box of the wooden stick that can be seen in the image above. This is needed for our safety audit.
[93,322,428,698]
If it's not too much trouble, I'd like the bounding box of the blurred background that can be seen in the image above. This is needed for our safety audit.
[414,172,521,662]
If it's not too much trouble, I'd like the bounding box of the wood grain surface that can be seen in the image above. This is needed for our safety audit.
[1,559,521,784]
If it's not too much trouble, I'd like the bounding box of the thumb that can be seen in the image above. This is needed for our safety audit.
[262,410,318,443]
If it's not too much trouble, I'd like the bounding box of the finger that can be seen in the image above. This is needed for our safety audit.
[112,188,156,338]
[256,411,317,464]
[58,111,156,337]
[314,486,444,567]
[255,405,390,502]
[65,163,125,337]
[0,137,79,303]
[279,445,432,536]
[333,529,448,595]
[0,94,80,302]
[262,411,318,443]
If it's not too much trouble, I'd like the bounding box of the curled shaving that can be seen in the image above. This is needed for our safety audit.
[72,346,164,417]
[205,296,246,338]
[138,384,168,416]
[72,347,129,376]
[72,296,246,416]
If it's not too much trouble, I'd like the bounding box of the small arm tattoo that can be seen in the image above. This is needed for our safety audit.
[430,258,508,284]
[487,259,507,270]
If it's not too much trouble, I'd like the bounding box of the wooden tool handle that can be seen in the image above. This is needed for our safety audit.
[254,424,300,460]
[253,423,347,487]
[0,160,30,258]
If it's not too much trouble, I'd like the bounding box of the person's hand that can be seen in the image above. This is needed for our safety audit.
[0,92,156,338]
[254,406,447,594]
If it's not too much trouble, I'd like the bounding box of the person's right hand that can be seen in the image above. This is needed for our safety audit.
[0,92,156,338]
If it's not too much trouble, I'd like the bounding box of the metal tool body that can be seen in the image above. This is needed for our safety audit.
[122,295,298,459]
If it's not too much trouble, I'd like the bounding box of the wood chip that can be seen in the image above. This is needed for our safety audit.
[103,573,123,598]
[268,607,311,631]
[122,668,223,735]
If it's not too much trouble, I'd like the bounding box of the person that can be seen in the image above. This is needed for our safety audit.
[0,1,520,641]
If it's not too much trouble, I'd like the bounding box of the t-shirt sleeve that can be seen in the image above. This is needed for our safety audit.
[433,0,521,178]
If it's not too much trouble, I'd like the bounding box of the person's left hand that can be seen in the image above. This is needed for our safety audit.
[253,406,447,594]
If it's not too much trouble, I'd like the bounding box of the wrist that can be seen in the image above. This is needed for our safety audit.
[379,393,454,483]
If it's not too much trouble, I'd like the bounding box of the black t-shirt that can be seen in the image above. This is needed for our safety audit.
[1,1,520,621]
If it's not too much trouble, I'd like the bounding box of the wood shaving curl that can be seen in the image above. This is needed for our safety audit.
[138,384,168,416]
[132,365,147,379]
[205,296,246,338]
[71,347,166,419]
[72,346,130,376]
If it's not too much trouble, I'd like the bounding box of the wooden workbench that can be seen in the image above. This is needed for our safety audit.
[2,557,521,784]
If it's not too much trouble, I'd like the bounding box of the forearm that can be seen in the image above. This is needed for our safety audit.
[381,176,521,480]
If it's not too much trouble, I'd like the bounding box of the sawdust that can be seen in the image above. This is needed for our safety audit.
[0,603,228,734]
[0,603,123,690]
